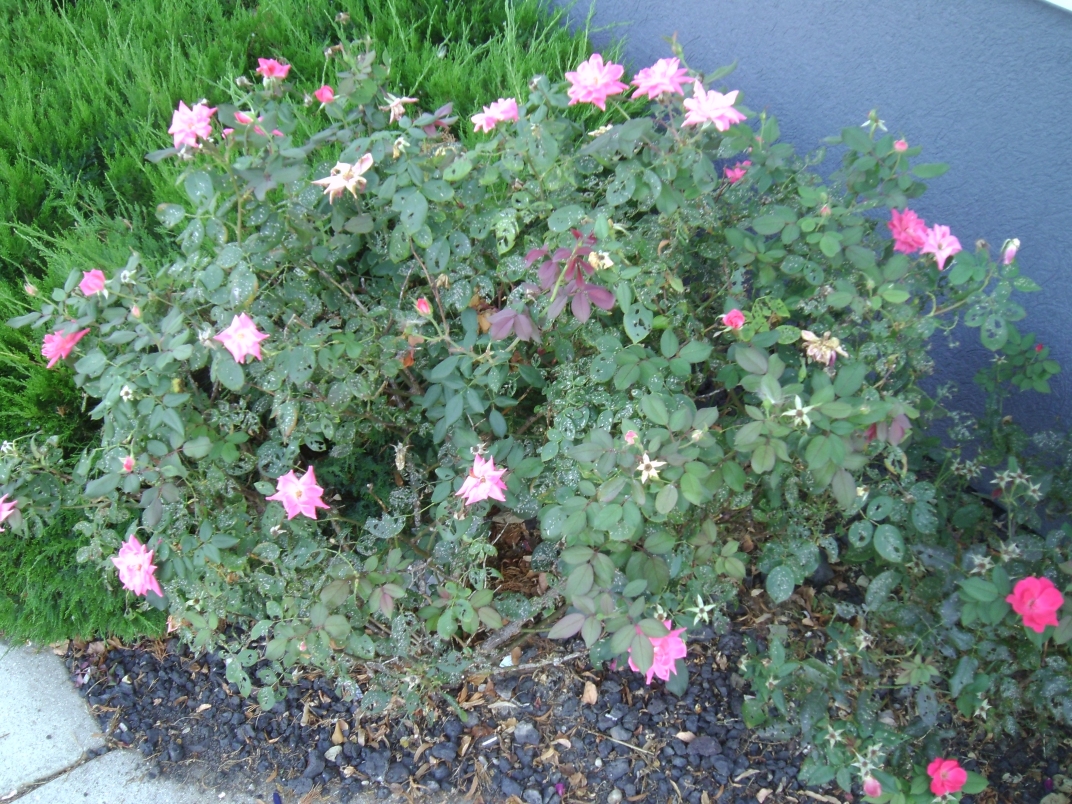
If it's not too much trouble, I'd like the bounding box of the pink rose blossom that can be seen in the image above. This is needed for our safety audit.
[41,328,91,369]
[266,466,330,520]
[256,58,291,80]
[862,776,882,798]
[168,101,216,149]
[1003,238,1020,265]
[415,297,432,316]
[927,758,967,796]
[724,160,751,184]
[79,269,107,296]
[455,453,508,506]
[471,97,519,133]
[1006,576,1064,633]
[893,139,908,152]
[565,54,628,110]
[631,57,693,100]
[682,84,747,131]
[314,85,335,104]
[111,536,163,597]
[213,313,269,364]
[122,456,135,473]
[627,619,688,684]
[624,430,638,445]
[722,309,746,330]
[0,494,17,532]
[921,224,962,271]
[887,208,928,254]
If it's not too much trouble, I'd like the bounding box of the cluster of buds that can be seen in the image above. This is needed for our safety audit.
[991,467,1042,502]
[950,457,982,480]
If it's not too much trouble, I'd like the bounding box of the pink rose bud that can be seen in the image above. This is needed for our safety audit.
[122,456,135,473]
[624,430,638,445]
[721,309,746,330]
[131,305,141,318]
[863,776,882,797]
[820,204,831,216]
[1003,238,1020,264]
[24,283,37,296]
[1036,343,1044,353]
[893,139,908,152]
[314,85,335,104]
[415,298,432,316]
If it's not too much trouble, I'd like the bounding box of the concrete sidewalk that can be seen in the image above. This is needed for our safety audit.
[0,641,259,803]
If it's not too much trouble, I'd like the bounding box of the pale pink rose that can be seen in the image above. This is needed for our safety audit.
[312,154,375,203]
[111,536,164,597]
[222,128,234,138]
[627,619,688,684]
[256,58,291,80]
[893,139,908,152]
[473,97,519,132]
[722,309,746,330]
[415,297,432,316]
[314,85,335,104]
[887,208,928,254]
[927,758,967,796]
[471,112,497,134]
[631,57,693,100]
[41,328,91,369]
[168,101,217,149]
[266,466,330,520]
[565,54,628,110]
[682,84,747,131]
[863,776,882,797]
[624,430,638,445]
[1003,238,1020,265]
[1006,576,1064,633]
[456,453,508,506]
[213,313,269,364]
[724,160,751,184]
[122,456,135,473]
[0,494,17,532]
[79,269,107,296]
[921,224,962,271]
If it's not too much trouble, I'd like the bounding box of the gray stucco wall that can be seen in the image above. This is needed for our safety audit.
[554,0,1072,433]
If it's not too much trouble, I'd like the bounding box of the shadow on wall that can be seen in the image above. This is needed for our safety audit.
[553,0,1072,433]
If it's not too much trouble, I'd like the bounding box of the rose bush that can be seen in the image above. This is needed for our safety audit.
[4,34,1066,801]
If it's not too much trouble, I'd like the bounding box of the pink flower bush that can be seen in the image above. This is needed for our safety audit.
[921,224,962,271]
[682,84,746,130]
[0,494,17,532]
[79,269,106,296]
[456,453,507,506]
[471,97,519,133]
[256,58,290,81]
[722,309,746,330]
[214,313,269,364]
[111,536,163,597]
[630,57,692,100]
[893,138,908,152]
[862,776,882,798]
[314,85,335,104]
[565,54,628,110]
[927,758,967,796]
[627,619,688,684]
[624,430,638,445]
[415,297,432,316]
[168,101,216,149]
[266,466,330,520]
[724,161,751,183]
[41,327,91,368]
[887,208,928,253]
[1006,576,1064,633]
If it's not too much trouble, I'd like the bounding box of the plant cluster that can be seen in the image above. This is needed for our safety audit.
[5,30,1069,803]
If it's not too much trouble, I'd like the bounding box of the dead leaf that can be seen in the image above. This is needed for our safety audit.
[735,769,760,782]
[50,640,69,656]
[331,721,345,745]
[582,682,598,706]
[196,703,212,713]
[301,702,313,727]
[510,646,522,666]
[757,790,772,804]
[701,792,711,804]
[553,738,572,749]
[675,731,696,743]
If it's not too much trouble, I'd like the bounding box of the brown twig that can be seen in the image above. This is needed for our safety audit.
[477,586,563,655]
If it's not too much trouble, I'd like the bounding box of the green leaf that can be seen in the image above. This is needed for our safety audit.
[640,395,669,426]
[660,329,680,359]
[949,656,979,697]
[182,436,213,459]
[443,155,473,181]
[488,409,507,438]
[324,614,351,640]
[677,340,713,363]
[913,162,950,178]
[548,205,585,233]
[959,577,999,603]
[961,772,988,795]
[819,232,841,258]
[873,524,905,562]
[766,565,796,604]
[752,215,786,235]
[830,468,856,509]
[866,495,895,521]
[864,570,900,610]
[680,473,708,506]
[980,313,1008,351]
[623,303,652,343]
[85,473,121,498]
[734,346,768,375]
[399,191,428,235]
[213,354,245,391]
[655,484,679,514]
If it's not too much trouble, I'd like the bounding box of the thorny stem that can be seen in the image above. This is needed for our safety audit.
[411,246,448,330]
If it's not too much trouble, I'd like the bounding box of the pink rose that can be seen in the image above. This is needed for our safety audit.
[213,313,269,364]
[256,58,290,80]
[415,298,432,316]
[887,208,928,254]
[722,309,746,330]
[624,430,638,446]
[41,328,91,369]
[455,453,508,506]
[565,54,628,110]
[168,101,216,150]
[0,494,18,532]
[266,466,330,520]
[314,85,335,104]
[122,456,135,473]
[111,536,163,598]
[921,224,962,271]
[1003,238,1020,265]
[862,776,882,798]
[631,57,692,100]
[893,139,908,152]
[627,620,688,684]
[724,160,751,184]
[683,84,747,131]
[1006,576,1064,633]
[79,269,106,296]
[927,758,967,796]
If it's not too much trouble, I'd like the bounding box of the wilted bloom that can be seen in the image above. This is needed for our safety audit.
[415,297,432,316]
[266,466,330,520]
[314,84,335,104]
[456,453,508,506]
[1006,576,1064,633]
[256,58,291,81]
[121,456,135,473]
[168,101,216,149]
[627,620,688,684]
[111,536,163,597]
[1002,238,1020,264]
[587,251,614,270]
[565,53,628,110]
[471,97,519,133]
[864,414,912,447]
[722,308,746,330]
[921,224,962,271]
[724,160,751,183]
[624,430,638,445]
[631,57,692,99]
[380,93,418,124]
[887,208,928,253]
[893,139,908,152]
[862,776,882,797]
[926,758,967,796]
[636,453,666,484]
[682,84,747,130]
[801,330,849,366]
[42,328,91,369]
[214,313,269,364]
[79,269,107,296]
[312,154,374,203]
[166,615,181,634]
[0,494,17,532]
[488,308,540,342]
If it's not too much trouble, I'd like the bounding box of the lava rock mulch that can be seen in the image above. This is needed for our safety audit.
[64,626,1063,804]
